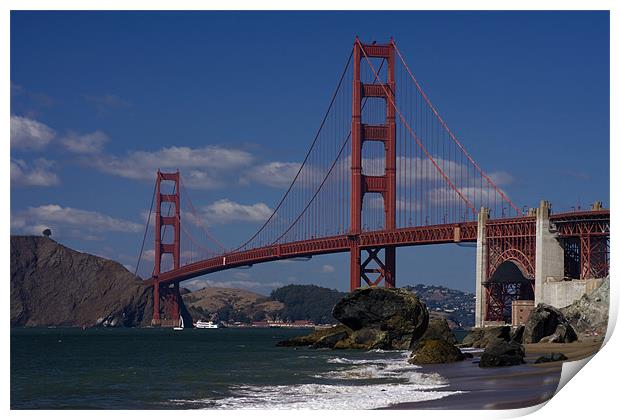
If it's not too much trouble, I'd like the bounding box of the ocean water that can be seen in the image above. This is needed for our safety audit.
[11,327,461,409]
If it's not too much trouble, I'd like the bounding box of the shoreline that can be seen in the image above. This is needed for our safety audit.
[384,338,603,410]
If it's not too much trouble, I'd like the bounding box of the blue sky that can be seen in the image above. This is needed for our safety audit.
[10,11,609,294]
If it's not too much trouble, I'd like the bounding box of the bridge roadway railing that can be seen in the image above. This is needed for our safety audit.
[146,221,479,286]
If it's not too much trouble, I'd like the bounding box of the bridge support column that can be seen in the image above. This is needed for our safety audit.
[151,281,161,326]
[348,38,397,291]
[172,281,180,321]
[535,200,564,305]
[350,243,361,290]
[151,170,181,327]
[384,246,396,288]
[475,207,489,327]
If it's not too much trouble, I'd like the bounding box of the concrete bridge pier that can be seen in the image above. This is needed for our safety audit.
[534,200,565,305]
[474,207,489,327]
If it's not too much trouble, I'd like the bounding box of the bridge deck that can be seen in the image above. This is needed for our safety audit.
[146,210,609,286]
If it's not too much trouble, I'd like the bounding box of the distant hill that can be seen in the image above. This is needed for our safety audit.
[183,287,284,323]
[183,284,345,325]
[404,284,475,329]
[10,236,155,327]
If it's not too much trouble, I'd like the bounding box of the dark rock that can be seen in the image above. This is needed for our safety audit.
[523,304,577,344]
[11,236,155,327]
[409,339,465,364]
[539,324,578,343]
[479,340,525,367]
[510,325,525,344]
[332,287,428,350]
[352,327,390,348]
[276,324,351,347]
[412,318,457,350]
[463,352,474,359]
[534,352,568,364]
[312,329,350,349]
[561,277,609,338]
[461,326,511,348]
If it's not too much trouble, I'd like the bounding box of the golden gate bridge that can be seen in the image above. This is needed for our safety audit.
[135,38,609,328]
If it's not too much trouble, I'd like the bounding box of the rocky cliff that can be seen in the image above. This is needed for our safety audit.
[11,236,153,327]
[561,277,609,338]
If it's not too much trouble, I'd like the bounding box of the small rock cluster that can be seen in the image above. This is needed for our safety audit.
[461,325,526,367]
[408,318,467,364]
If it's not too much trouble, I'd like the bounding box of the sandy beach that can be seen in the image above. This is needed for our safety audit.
[385,337,604,410]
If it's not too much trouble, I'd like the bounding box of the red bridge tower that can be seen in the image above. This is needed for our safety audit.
[349,38,397,291]
[151,170,182,326]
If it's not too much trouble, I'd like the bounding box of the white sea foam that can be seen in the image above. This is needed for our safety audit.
[212,383,461,409]
[320,353,448,387]
[171,351,461,409]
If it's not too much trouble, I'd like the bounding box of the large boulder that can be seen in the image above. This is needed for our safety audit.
[332,287,429,350]
[479,340,525,367]
[523,304,577,344]
[409,339,465,364]
[561,277,609,338]
[461,326,511,348]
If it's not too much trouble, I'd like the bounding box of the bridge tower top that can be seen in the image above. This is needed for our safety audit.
[154,169,181,277]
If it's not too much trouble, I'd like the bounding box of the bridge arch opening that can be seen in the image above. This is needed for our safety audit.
[485,260,534,324]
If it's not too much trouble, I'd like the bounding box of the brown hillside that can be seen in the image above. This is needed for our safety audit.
[11,235,154,327]
[183,287,283,320]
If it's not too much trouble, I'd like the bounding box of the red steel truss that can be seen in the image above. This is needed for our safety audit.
[552,210,610,279]
[485,216,536,280]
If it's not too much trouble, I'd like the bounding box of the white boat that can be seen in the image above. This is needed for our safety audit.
[173,316,184,331]
[194,320,219,329]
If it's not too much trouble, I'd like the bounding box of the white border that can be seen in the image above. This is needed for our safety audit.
[3,2,617,419]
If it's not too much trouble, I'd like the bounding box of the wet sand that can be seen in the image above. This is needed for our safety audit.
[384,337,603,410]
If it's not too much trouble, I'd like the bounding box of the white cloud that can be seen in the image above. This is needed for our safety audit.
[89,145,254,189]
[488,171,515,186]
[321,264,335,273]
[10,115,56,150]
[11,158,60,187]
[241,161,302,188]
[60,130,109,154]
[11,204,142,240]
[141,249,155,262]
[202,199,273,224]
[427,186,511,210]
